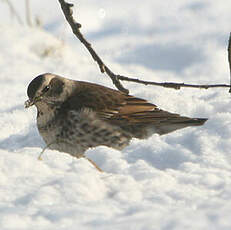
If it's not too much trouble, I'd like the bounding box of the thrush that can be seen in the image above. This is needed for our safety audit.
[25,73,207,170]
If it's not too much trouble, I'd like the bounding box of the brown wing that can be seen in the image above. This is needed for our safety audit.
[62,80,127,111]
[63,80,159,117]
[63,80,207,136]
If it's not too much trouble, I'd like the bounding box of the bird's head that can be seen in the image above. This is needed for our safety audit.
[25,73,68,109]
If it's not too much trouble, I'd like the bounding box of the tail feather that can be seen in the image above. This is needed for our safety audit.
[152,117,207,135]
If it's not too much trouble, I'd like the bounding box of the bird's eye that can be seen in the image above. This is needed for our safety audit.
[42,85,50,93]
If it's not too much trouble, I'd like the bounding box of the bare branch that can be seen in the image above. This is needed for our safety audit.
[228,32,231,93]
[58,0,231,93]
[2,0,23,25]
[58,0,129,94]
[115,75,231,90]
[25,0,32,26]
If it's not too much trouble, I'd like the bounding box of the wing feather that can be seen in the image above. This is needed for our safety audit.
[61,80,206,136]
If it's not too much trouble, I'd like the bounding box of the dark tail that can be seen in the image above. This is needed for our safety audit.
[153,117,208,135]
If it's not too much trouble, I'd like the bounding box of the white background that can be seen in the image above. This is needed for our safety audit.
[0,1,231,229]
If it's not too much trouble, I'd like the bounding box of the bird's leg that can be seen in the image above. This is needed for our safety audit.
[84,156,104,173]
[38,139,66,160]
[76,154,103,173]
[38,141,103,172]
[38,142,56,160]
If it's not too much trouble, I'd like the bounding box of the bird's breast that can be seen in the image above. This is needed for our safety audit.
[37,107,132,156]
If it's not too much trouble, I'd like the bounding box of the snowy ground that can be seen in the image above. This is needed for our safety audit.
[0,1,231,229]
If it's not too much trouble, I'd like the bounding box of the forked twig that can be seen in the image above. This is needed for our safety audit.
[58,0,231,93]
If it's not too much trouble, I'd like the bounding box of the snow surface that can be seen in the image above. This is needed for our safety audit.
[0,0,231,229]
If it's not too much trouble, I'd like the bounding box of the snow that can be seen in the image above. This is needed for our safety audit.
[0,0,231,229]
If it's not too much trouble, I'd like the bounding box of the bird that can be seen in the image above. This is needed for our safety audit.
[25,73,207,171]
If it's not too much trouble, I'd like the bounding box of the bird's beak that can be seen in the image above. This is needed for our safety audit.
[24,96,42,108]
[24,99,34,108]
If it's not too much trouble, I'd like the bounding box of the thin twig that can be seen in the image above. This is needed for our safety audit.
[25,0,32,26]
[2,0,23,25]
[115,75,231,90]
[228,32,231,93]
[58,0,129,94]
[58,0,231,93]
